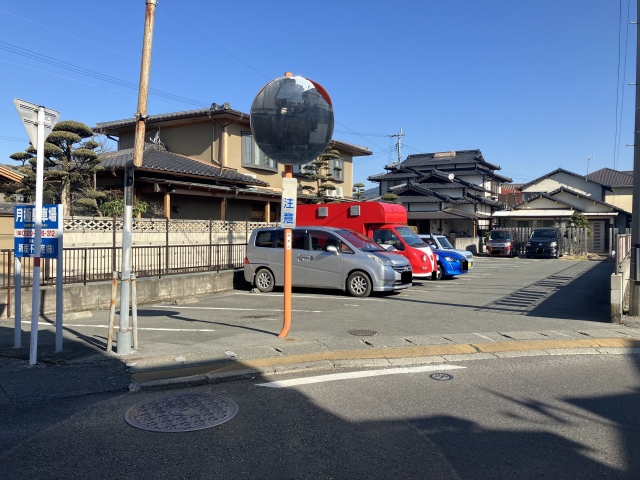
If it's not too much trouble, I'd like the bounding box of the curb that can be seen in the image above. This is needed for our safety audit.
[128,337,640,393]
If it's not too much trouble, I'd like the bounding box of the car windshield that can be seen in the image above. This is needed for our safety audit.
[394,226,426,247]
[335,229,384,252]
[530,229,556,240]
[435,236,454,249]
[489,231,512,240]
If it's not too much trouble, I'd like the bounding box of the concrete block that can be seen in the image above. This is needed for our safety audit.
[404,335,454,346]
[442,353,497,362]
[498,331,551,341]
[386,355,446,366]
[596,347,640,355]
[545,348,601,355]
[493,350,549,358]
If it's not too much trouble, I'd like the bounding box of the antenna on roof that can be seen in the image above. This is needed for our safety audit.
[586,156,593,175]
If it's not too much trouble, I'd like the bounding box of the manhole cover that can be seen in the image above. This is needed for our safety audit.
[125,393,238,432]
[349,330,378,336]
[429,373,454,381]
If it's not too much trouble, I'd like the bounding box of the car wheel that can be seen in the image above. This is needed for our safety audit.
[435,263,443,281]
[254,268,275,293]
[346,271,372,297]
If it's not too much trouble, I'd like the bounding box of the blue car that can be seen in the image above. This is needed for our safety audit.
[426,244,469,280]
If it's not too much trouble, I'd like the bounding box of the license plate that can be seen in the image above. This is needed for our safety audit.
[468,261,473,268]
[401,271,412,284]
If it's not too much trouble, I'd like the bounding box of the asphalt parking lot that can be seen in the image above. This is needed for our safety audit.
[3,256,626,366]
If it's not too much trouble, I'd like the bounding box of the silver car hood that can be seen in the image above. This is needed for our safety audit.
[370,251,410,266]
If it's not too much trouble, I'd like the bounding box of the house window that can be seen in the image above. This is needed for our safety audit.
[241,132,277,171]
[293,162,311,176]
[329,157,344,181]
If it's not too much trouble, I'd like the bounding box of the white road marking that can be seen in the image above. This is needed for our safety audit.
[233,293,386,302]
[21,322,216,332]
[153,305,323,313]
[256,364,466,388]
[344,304,360,307]
[482,274,492,276]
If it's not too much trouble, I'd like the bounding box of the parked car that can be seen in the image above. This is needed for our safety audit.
[244,226,413,297]
[426,246,469,279]
[418,234,474,269]
[525,228,564,258]
[486,229,518,257]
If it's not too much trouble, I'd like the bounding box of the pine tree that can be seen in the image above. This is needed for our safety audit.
[301,146,341,202]
[8,120,104,215]
[352,183,365,200]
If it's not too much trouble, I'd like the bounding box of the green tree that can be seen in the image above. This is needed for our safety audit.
[300,147,341,202]
[380,193,400,203]
[570,211,593,236]
[8,120,104,215]
[352,183,366,200]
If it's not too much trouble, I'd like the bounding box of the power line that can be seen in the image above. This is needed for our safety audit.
[333,130,390,137]
[158,4,271,81]
[0,41,209,107]
[616,0,632,169]
[0,135,29,142]
[0,8,239,94]
[614,0,623,169]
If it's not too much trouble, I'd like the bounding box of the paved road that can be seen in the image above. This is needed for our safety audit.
[1,353,638,479]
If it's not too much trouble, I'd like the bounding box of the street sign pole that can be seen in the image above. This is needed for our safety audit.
[55,204,63,352]
[14,256,21,348]
[279,166,296,338]
[250,73,334,338]
[28,107,46,365]
[13,100,60,363]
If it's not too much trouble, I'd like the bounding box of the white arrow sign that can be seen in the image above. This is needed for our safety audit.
[13,99,60,146]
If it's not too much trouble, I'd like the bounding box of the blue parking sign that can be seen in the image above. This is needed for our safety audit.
[14,205,62,259]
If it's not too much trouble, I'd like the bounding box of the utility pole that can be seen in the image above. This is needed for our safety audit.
[117,0,157,354]
[390,127,405,164]
[629,0,640,316]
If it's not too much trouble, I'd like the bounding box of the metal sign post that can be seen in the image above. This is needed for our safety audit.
[279,174,298,337]
[250,72,334,338]
[13,99,60,365]
[14,204,63,362]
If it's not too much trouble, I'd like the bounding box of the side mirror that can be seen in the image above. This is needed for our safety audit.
[394,241,405,251]
[326,245,339,255]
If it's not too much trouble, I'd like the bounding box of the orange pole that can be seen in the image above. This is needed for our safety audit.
[279,165,293,338]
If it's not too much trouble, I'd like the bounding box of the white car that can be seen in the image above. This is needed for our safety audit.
[418,234,474,269]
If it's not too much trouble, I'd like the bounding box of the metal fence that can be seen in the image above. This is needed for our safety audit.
[0,243,246,289]
[615,233,632,275]
[507,227,589,256]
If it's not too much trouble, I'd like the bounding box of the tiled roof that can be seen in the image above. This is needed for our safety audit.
[396,195,444,203]
[367,171,417,181]
[401,149,502,171]
[0,165,24,183]
[94,106,245,131]
[99,145,269,186]
[519,168,611,191]
[501,183,524,193]
[586,168,632,187]
[510,192,585,211]
[546,186,628,213]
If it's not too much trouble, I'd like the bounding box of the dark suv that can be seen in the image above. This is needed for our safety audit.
[486,229,518,257]
[525,228,563,258]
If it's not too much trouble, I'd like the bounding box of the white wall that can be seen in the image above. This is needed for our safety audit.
[522,172,603,201]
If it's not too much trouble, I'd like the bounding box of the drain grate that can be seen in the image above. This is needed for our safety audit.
[429,373,454,381]
[125,393,238,432]
[349,330,378,336]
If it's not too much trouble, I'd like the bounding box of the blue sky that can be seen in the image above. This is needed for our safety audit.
[0,0,635,188]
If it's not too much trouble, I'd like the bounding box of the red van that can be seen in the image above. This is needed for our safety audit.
[296,202,437,279]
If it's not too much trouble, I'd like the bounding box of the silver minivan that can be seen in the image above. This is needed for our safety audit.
[244,226,413,297]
